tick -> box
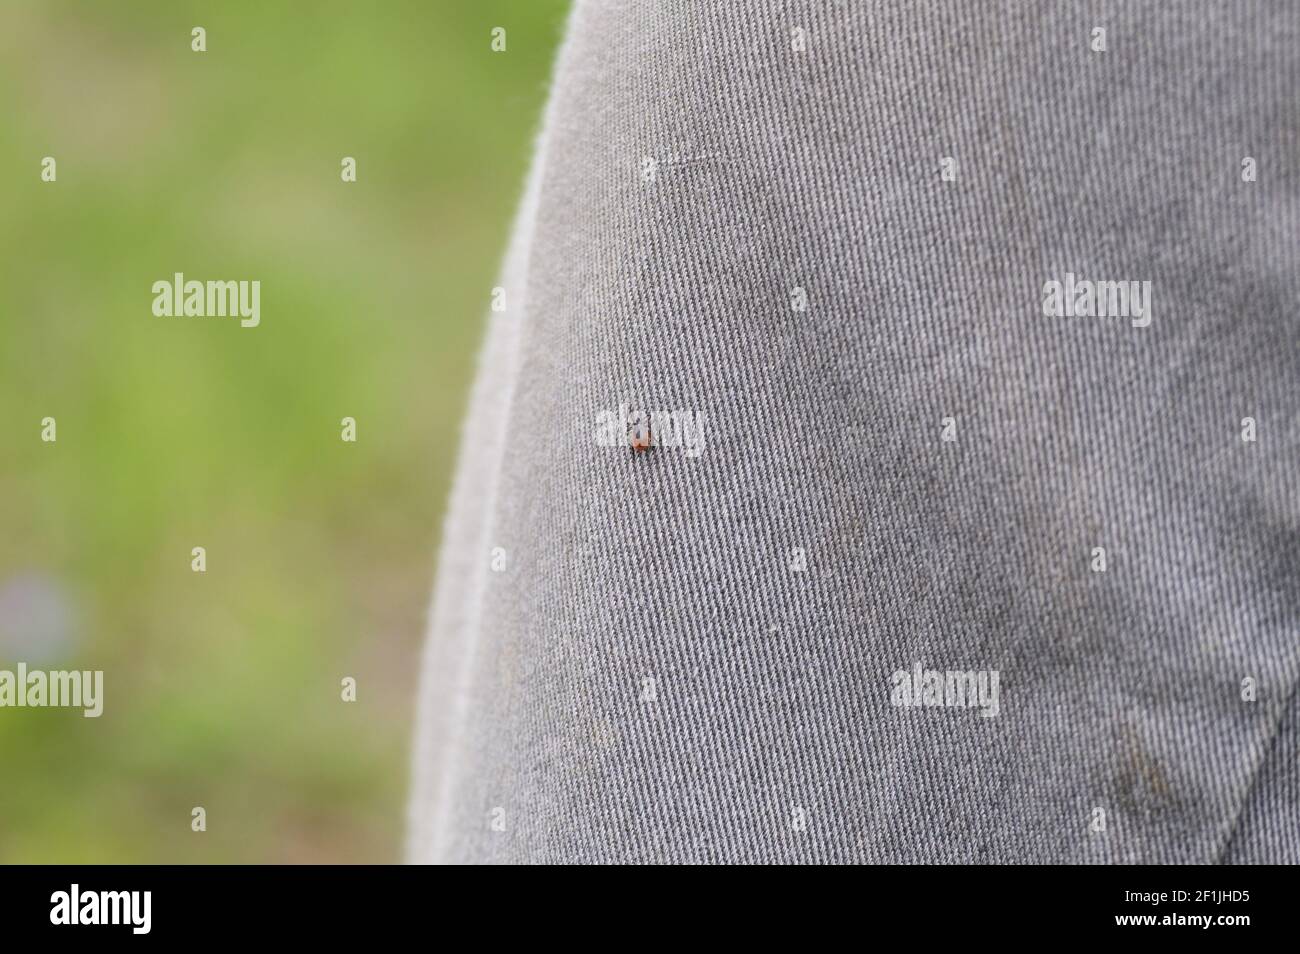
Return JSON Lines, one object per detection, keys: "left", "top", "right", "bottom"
{"left": 630, "top": 419, "right": 652, "bottom": 454}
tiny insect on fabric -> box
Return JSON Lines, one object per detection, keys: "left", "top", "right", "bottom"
{"left": 408, "top": 0, "right": 1300, "bottom": 864}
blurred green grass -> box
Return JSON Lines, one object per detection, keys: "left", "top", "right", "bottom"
{"left": 0, "top": 0, "right": 569, "bottom": 862}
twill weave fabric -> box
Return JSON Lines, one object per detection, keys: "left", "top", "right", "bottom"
{"left": 408, "top": 0, "right": 1300, "bottom": 864}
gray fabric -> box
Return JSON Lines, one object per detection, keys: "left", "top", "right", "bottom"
{"left": 408, "top": 0, "right": 1300, "bottom": 864}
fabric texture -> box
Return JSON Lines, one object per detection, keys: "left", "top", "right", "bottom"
{"left": 408, "top": 0, "right": 1300, "bottom": 864}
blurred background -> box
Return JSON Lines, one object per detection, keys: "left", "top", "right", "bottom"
{"left": 0, "top": 0, "right": 569, "bottom": 862}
